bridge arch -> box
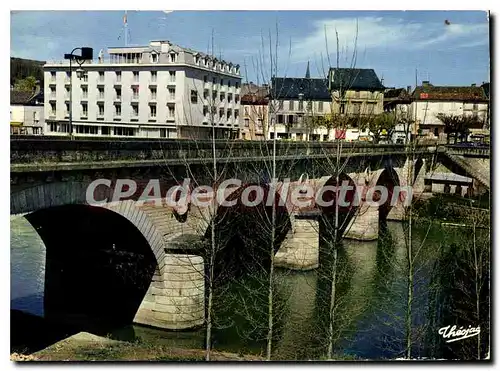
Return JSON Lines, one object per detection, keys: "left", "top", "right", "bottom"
{"left": 11, "top": 182, "right": 166, "bottom": 265}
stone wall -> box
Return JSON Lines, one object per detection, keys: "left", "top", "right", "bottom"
{"left": 134, "top": 254, "right": 205, "bottom": 330}
{"left": 275, "top": 218, "right": 319, "bottom": 270}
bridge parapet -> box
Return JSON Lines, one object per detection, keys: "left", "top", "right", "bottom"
{"left": 442, "top": 145, "right": 490, "bottom": 158}
{"left": 11, "top": 137, "right": 437, "bottom": 172}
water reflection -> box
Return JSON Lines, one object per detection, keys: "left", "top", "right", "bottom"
{"left": 11, "top": 216, "right": 45, "bottom": 317}
{"left": 10, "top": 215, "right": 489, "bottom": 360}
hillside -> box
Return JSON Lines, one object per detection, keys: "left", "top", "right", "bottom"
{"left": 11, "top": 57, "right": 45, "bottom": 86}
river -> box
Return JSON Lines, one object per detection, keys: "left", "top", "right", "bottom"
{"left": 10, "top": 215, "right": 488, "bottom": 360}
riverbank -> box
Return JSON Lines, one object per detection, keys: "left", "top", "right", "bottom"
{"left": 12, "top": 332, "right": 265, "bottom": 361}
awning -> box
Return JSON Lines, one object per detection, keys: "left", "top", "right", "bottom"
{"left": 10, "top": 121, "right": 23, "bottom": 127}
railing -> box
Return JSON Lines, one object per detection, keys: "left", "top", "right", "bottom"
{"left": 444, "top": 145, "right": 490, "bottom": 158}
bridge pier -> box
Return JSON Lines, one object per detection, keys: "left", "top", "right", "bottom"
{"left": 344, "top": 203, "right": 379, "bottom": 241}
{"left": 134, "top": 253, "right": 205, "bottom": 330}
{"left": 274, "top": 218, "right": 319, "bottom": 270}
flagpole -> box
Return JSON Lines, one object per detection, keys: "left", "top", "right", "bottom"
{"left": 124, "top": 11, "right": 128, "bottom": 47}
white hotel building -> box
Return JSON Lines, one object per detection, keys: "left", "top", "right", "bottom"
{"left": 43, "top": 40, "right": 242, "bottom": 139}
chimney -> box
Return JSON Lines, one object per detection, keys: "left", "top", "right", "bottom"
{"left": 422, "top": 80, "right": 430, "bottom": 87}
{"left": 471, "top": 83, "right": 476, "bottom": 87}
{"left": 407, "top": 85, "right": 412, "bottom": 93}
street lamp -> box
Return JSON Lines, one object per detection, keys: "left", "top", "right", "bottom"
{"left": 64, "top": 47, "right": 93, "bottom": 137}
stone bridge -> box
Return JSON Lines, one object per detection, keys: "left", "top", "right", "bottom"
{"left": 10, "top": 137, "right": 489, "bottom": 331}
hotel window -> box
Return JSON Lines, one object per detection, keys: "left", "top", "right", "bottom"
{"left": 65, "top": 86, "right": 70, "bottom": 98}
{"left": 116, "top": 71, "right": 121, "bottom": 82}
{"left": 98, "top": 103, "right": 104, "bottom": 116}
{"left": 203, "top": 106, "right": 209, "bottom": 116}
{"left": 115, "top": 104, "right": 121, "bottom": 116}
{"left": 132, "top": 86, "right": 139, "bottom": 99}
{"left": 220, "top": 78, "right": 224, "bottom": 86}
{"left": 168, "top": 105, "right": 175, "bottom": 118}
{"left": 82, "top": 72, "right": 88, "bottom": 82}
{"left": 235, "top": 82, "right": 240, "bottom": 89}
{"left": 234, "top": 109, "right": 239, "bottom": 119}
{"left": 318, "top": 101, "right": 324, "bottom": 112}
{"left": 98, "top": 71, "right": 104, "bottom": 82}
{"left": 244, "top": 107, "right": 249, "bottom": 115}
{"left": 228, "top": 93, "right": 233, "bottom": 103}
{"left": 114, "top": 127, "right": 135, "bottom": 136}
{"left": 150, "top": 105, "right": 157, "bottom": 117}
{"left": 102, "top": 126, "right": 110, "bottom": 135}
{"left": 151, "top": 53, "right": 158, "bottom": 63}
{"left": 278, "top": 100, "right": 284, "bottom": 110}
{"left": 219, "top": 108, "right": 224, "bottom": 118}
{"left": 213, "top": 77, "right": 217, "bottom": 85}
{"left": 204, "top": 75, "right": 208, "bottom": 83}
{"left": 151, "top": 71, "right": 157, "bottom": 82}
{"left": 212, "top": 90, "right": 217, "bottom": 100}
{"left": 50, "top": 71, "right": 56, "bottom": 81}
{"left": 81, "top": 86, "right": 88, "bottom": 98}
{"left": 220, "top": 92, "right": 225, "bottom": 101}
{"left": 235, "top": 94, "right": 240, "bottom": 103}
{"left": 81, "top": 103, "right": 88, "bottom": 116}
{"left": 194, "top": 55, "right": 200, "bottom": 65}
{"left": 65, "top": 103, "right": 70, "bottom": 115}
{"left": 191, "top": 90, "right": 198, "bottom": 103}
{"left": 244, "top": 118, "right": 249, "bottom": 127}
{"left": 169, "top": 87, "right": 176, "bottom": 100}
{"left": 115, "top": 87, "right": 121, "bottom": 100}
{"left": 277, "top": 114, "right": 284, "bottom": 124}
{"left": 49, "top": 103, "right": 56, "bottom": 115}
{"left": 298, "top": 101, "right": 304, "bottom": 110}
{"left": 203, "top": 89, "right": 209, "bottom": 99}
{"left": 227, "top": 109, "right": 232, "bottom": 120}
{"left": 289, "top": 100, "right": 294, "bottom": 110}
{"left": 170, "top": 53, "right": 177, "bottom": 63}
{"left": 132, "top": 104, "right": 139, "bottom": 117}
{"left": 50, "top": 86, "right": 56, "bottom": 98}
{"left": 169, "top": 71, "right": 176, "bottom": 82}
{"left": 160, "top": 128, "right": 167, "bottom": 138}
{"left": 228, "top": 80, "right": 231, "bottom": 88}
{"left": 150, "top": 87, "right": 157, "bottom": 100}
{"left": 98, "top": 87, "right": 105, "bottom": 99}
{"left": 133, "top": 71, "right": 139, "bottom": 82}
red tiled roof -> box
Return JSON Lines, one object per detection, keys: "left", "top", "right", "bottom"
{"left": 413, "top": 85, "right": 487, "bottom": 102}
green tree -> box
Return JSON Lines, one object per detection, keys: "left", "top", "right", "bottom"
{"left": 436, "top": 113, "right": 483, "bottom": 144}
{"left": 360, "top": 112, "right": 397, "bottom": 144}
{"left": 14, "top": 76, "right": 37, "bottom": 92}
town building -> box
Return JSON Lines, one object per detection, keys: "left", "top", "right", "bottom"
{"left": 43, "top": 40, "right": 242, "bottom": 139}
{"left": 10, "top": 84, "right": 44, "bottom": 135}
{"left": 410, "top": 81, "right": 489, "bottom": 140}
{"left": 328, "top": 68, "right": 385, "bottom": 116}
{"left": 269, "top": 64, "right": 333, "bottom": 141}
{"left": 240, "top": 83, "right": 269, "bottom": 140}
{"left": 383, "top": 87, "right": 413, "bottom": 143}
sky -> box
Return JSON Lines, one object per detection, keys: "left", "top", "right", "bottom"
{"left": 10, "top": 10, "right": 490, "bottom": 88}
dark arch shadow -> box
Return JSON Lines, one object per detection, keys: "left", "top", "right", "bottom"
{"left": 206, "top": 183, "right": 292, "bottom": 282}
{"left": 413, "top": 158, "right": 424, "bottom": 185}
{"left": 24, "top": 204, "right": 157, "bottom": 334}
{"left": 376, "top": 167, "right": 400, "bottom": 221}
{"left": 318, "top": 172, "right": 358, "bottom": 243}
